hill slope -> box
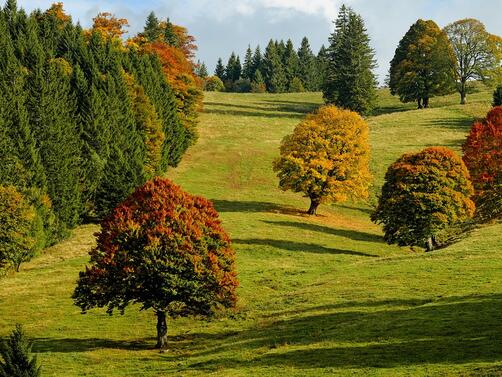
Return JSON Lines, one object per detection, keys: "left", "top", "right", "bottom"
{"left": 0, "top": 89, "right": 501, "bottom": 376}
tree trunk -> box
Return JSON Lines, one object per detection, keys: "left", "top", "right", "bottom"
{"left": 423, "top": 97, "right": 429, "bottom": 108}
{"left": 307, "top": 197, "right": 320, "bottom": 215}
{"left": 155, "top": 310, "right": 168, "bottom": 352}
{"left": 417, "top": 98, "right": 423, "bottom": 109}
{"left": 425, "top": 237, "right": 434, "bottom": 252}
{"left": 460, "top": 80, "right": 466, "bottom": 104}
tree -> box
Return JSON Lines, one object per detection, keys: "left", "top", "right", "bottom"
{"left": 494, "top": 86, "right": 502, "bottom": 106}
{"left": 242, "top": 45, "right": 253, "bottom": 80}
{"left": 204, "top": 76, "right": 224, "bottom": 92}
{"left": 284, "top": 39, "right": 299, "bottom": 90}
{"left": 91, "top": 12, "right": 129, "bottom": 41}
{"left": 273, "top": 105, "right": 372, "bottom": 215}
{"left": 0, "top": 186, "right": 36, "bottom": 272}
{"left": 195, "top": 60, "right": 208, "bottom": 78}
{"left": 214, "top": 57, "right": 225, "bottom": 80}
{"left": 262, "top": 39, "right": 287, "bottom": 93}
{"left": 251, "top": 69, "right": 266, "bottom": 93}
{"left": 143, "top": 11, "right": 162, "bottom": 42}
{"left": 73, "top": 178, "right": 239, "bottom": 351}
{"left": 444, "top": 19, "right": 500, "bottom": 104}
{"left": 316, "top": 45, "right": 329, "bottom": 91}
{"left": 324, "top": 5, "right": 377, "bottom": 114}
{"left": 289, "top": 77, "right": 304, "bottom": 92}
{"left": 297, "top": 37, "right": 316, "bottom": 91}
{"left": 372, "top": 147, "right": 475, "bottom": 251}
{"left": 0, "top": 324, "right": 41, "bottom": 377}
{"left": 251, "top": 45, "right": 262, "bottom": 78}
{"left": 462, "top": 107, "right": 502, "bottom": 220}
{"left": 389, "top": 19, "right": 456, "bottom": 108}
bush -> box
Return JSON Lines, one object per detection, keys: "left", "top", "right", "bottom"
{"left": 493, "top": 86, "right": 502, "bottom": 107}
{"left": 0, "top": 324, "right": 41, "bottom": 377}
{"left": 233, "top": 79, "right": 252, "bottom": 93}
{"left": 372, "top": 147, "right": 475, "bottom": 251}
{"left": 204, "top": 76, "right": 224, "bottom": 92}
{"left": 251, "top": 81, "right": 267, "bottom": 93}
{"left": 289, "top": 77, "right": 305, "bottom": 93}
{"left": 0, "top": 186, "right": 37, "bottom": 272}
{"left": 273, "top": 105, "right": 372, "bottom": 215}
{"left": 73, "top": 178, "right": 239, "bottom": 351}
{"left": 462, "top": 106, "right": 502, "bottom": 220}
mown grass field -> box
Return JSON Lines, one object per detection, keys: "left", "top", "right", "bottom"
{"left": 1, "top": 87, "right": 501, "bottom": 376}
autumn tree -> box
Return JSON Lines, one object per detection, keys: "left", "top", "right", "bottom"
{"left": 73, "top": 178, "right": 239, "bottom": 351}
{"left": 462, "top": 107, "right": 502, "bottom": 220}
{"left": 91, "top": 12, "right": 129, "bottom": 41}
{"left": 273, "top": 105, "right": 372, "bottom": 215}
{"left": 372, "top": 147, "right": 475, "bottom": 251}
{"left": 324, "top": 5, "right": 377, "bottom": 114}
{"left": 0, "top": 325, "right": 41, "bottom": 377}
{"left": 444, "top": 19, "right": 501, "bottom": 104}
{"left": 389, "top": 19, "right": 456, "bottom": 108}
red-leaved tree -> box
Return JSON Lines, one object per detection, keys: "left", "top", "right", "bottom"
{"left": 463, "top": 106, "right": 502, "bottom": 220}
{"left": 73, "top": 178, "right": 238, "bottom": 351}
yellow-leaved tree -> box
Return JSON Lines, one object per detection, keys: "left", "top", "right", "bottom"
{"left": 273, "top": 105, "right": 372, "bottom": 215}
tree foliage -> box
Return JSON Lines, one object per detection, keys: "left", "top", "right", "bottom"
{"left": 389, "top": 19, "right": 456, "bottom": 108}
{"left": 0, "top": 324, "right": 41, "bottom": 377}
{"left": 73, "top": 178, "right": 239, "bottom": 351}
{"left": 273, "top": 105, "right": 372, "bottom": 215}
{"left": 462, "top": 107, "right": 502, "bottom": 220}
{"left": 444, "top": 18, "right": 501, "bottom": 104}
{"left": 204, "top": 76, "right": 224, "bottom": 92}
{"left": 493, "top": 86, "right": 502, "bottom": 107}
{"left": 372, "top": 147, "right": 475, "bottom": 251}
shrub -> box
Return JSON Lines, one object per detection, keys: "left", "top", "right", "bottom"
{"left": 0, "top": 324, "right": 41, "bottom": 377}
{"left": 289, "top": 77, "right": 305, "bottom": 93}
{"left": 233, "top": 78, "right": 252, "bottom": 93}
{"left": 73, "top": 178, "right": 238, "bottom": 351}
{"left": 462, "top": 106, "right": 502, "bottom": 220}
{"left": 204, "top": 76, "right": 224, "bottom": 92}
{"left": 0, "top": 186, "right": 37, "bottom": 272}
{"left": 273, "top": 105, "right": 372, "bottom": 215}
{"left": 372, "top": 147, "right": 475, "bottom": 251}
{"left": 251, "top": 81, "right": 267, "bottom": 93}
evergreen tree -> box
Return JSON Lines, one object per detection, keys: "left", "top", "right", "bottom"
{"left": 143, "top": 11, "right": 162, "bottom": 42}
{"left": 195, "top": 60, "right": 208, "bottom": 78}
{"left": 315, "top": 45, "right": 329, "bottom": 91}
{"left": 263, "top": 39, "right": 287, "bottom": 93}
{"left": 163, "top": 18, "right": 177, "bottom": 46}
{"left": 284, "top": 39, "right": 299, "bottom": 90}
{"left": 297, "top": 37, "right": 316, "bottom": 91}
{"left": 242, "top": 45, "right": 253, "bottom": 79}
{"left": 215, "top": 57, "right": 225, "bottom": 80}
{"left": 324, "top": 5, "right": 377, "bottom": 114}
{"left": 251, "top": 45, "right": 262, "bottom": 79}
{"left": 0, "top": 324, "right": 41, "bottom": 377}
{"left": 251, "top": 69, "right": 266, "bottom": 93}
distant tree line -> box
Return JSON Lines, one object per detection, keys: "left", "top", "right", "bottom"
{"left": 0, "top": 0, "right": 201, "bottom": 272}
{"left": 210, "top": 37, "right": 328, "bottom": 93}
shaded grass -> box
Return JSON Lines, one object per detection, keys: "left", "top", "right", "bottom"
{"left": 0, "top": 87, "right": 501, "bottom": 376}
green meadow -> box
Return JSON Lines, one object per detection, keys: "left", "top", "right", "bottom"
{"left": 1, "top": 88, "right": 501, "bottom": 376}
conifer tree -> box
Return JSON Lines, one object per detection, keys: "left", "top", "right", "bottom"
{"left": 242, "top": 45, "right": 254, "bottom": 79}
{"left": 0, "top": 324, "right": 41, "bottom": 377}
{"left": 316, "top": 45, "right": 329, "bottom": 91}
{"left": 324, "top": 5, "right": 377, "bottom": 114}
{"left": 195, "top": 60, "right": 208, "bottom": 78}
{"left": 252, "top": 45, "right": 262, "bottom": 79}
{"left": 284, "top": 39, "right": 299, "bottom": 90}
{"left": 163, "top": 18, "right": 177, "bottom": 46}
{"left": 297, "top": 37, "right": 316, "bottom": 91}
{"left": 215, "top": 57, "right": 225, "bottom": 80}
{"left": 143, "top": 11, "right": 162, "bottom": 42}
{"left": 251, "top": 69, "right": 266, "bottom": 93}
{"left": 263, "top": 39, "right": 287, "bottom": 93}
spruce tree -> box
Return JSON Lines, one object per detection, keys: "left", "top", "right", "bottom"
{"left": 215, "top": 57, "right": 225, "bottom": 80}
{"left": 0, "top": 325, "right": 41, "bottom": 377}
{"left": 252, "top": 45, "right": 262, "bottom": 79}
{"left": 316, "top": 45, "right": 329, "bottom": 91}
{"left": 143, "top": 11, "right": 162, "bottom": 42}
{"left": 297, "top": 37, "right": 316, "bottom": 91}
{"left": 163, "top": 18, "right": 177, "bottom": 46}
{"left": 324, "top": 5, "right": 377, "bottom": 114}
{"left": 284, "top": 39, "right": 299, "bottom": 90}
{"left": 242, "top": 45, "right": 253, "bottom": 79}
{"left": 263, "top": 39, "right": 287, "bottom": 93}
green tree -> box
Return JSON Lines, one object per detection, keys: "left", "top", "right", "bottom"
{"left": 284, "top": 39, "right": 299, "bottom": 90}
{"left": 444, "top": 19, "right": 500, "bottom": 104}
{"left": 273, "top": 105, "right": 372, "bottom": 215}
{"left": 263, "top": 39, "right": 287, "bottom": 93}
{"left": 163, "top": 18, "right": 177, "bottom": 46}
{"left": 372, "top": 147, "right": 475, "bottom": 251}
{"left": 316, "top": 45, "right": 329, "bottom": 91}
{"left": 143, "top": 11, "right": 162, "bottom": 42}
{"left": 297, "top": 37, "right": 316, "bottom": 91}
{"left": 242, "top": 45, "right": 254, "bottom": 79}
{"left": 251, "top": 45, "right": 262, "bottom": 78}
{"left": 0, "top": 325, "right": 41, "bottom": 377}
{"left": 214, "top": 57, "right": 225, "bottom": 80}
{"left": 73, "top": 178, "right": 239, "bottom": 351}
{"left": 251, "top": 69, "right": 266, "bottom": 93}
{"left": 195, "top": 60, "right": 208, "bottom": 78}
{"left": 204, "top": 76, "right": 224, "bottom": 91}
{"left": 324, "top": 5, "right": 377, "bottom": 114}
{"left": 390, "top": 19, "right": 456, "bottom": 108}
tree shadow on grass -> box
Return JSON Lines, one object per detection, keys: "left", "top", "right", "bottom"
{"left": 259, "top": 101, "right": 320, "bottom": 114}
{"left": 233, "top": 238, "right": 377, "bottom": 257}
{"left": 211, "top": 199, "right": 305, "bottom": 216}
{"left": 187, "top": 294, "right": 502, "bottom": 371}
{"left": 370, "top": 105, "right": 415, "bottom": 117}
{"left": 32, "top": 337, "right": 155, "bottom": 353}
{"left": 203, "top": 108, "right": 305, "bottom": 119}
{"left": 262, "top": 220, "right": 383, "bottom": 244}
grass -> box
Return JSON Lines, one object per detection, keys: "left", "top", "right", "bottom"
{"left": 1, "top": 87, "right": 501, "bottom": 376}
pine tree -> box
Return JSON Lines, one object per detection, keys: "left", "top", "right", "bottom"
{"left": 251, "top": 69, "right": 266, "bottom": 93}
{"left": 324, "top": 5, "right": 377, "bottom": 114}
{"left": 0, "top": 324, "right": 41, "bottom": 377}
{"left": 143, "top": 11, "right": 162, "bottom": 42}
{"left": 195, "top": 60, "right": 208, "bottom": 78}
{"left": 163, "top": 18, "right": 177, "bottom": 46}
{"left": 242, "top": 45, "right": 253, "bottom": 79}
{"left": 316, "top": 45, "right": 329, "bottom": 91}
{"left": 215, "top": 57, "right": 225, "bottom": 80}
{"left": 251, "top": 45, "right": 262, "bottom": 79}
{"left": 263, "top": 39, "right": 287, "bottom": 93}
{"left": 297, "top": 37, "right": 316, "bottom": 91}
{"left": 284, "top": 39, "right": 299, "bottom": 90}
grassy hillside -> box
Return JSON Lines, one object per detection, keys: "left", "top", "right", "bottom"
{"left": 1, "top": 88, "right": 501, "bottom": 376}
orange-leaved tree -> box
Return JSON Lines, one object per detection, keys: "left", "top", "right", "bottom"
{"left": 462, "top": 106, "right": 502, "bottom": 220}
{"left": 372, "top": 147, "right": 475, "bottom": 251}
{"left": 73, "top": 178, "right": 238, "bottom": 351}
{"left": 273, "top": 105, "right": 372, "bottom": 215}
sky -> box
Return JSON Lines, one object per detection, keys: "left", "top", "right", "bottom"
{"left": 16, "top": 0, "right": 502, "bottom": 83}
